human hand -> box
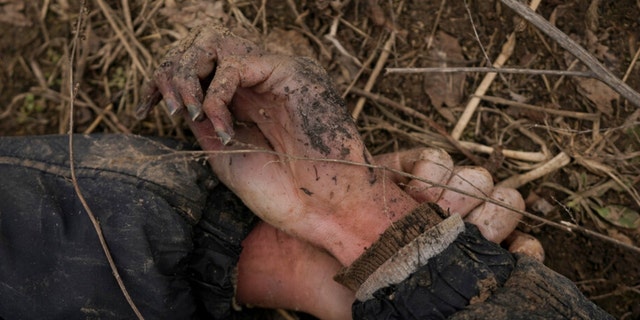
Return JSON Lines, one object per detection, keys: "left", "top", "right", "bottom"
{"left": 234, "top": 148, "right": 543, "bottom": 319}
{"left": 374, "top": 147, "right": 544, "bottom": 260}
{"left": 137, "top": 24, "right": 418, "bottom": 266}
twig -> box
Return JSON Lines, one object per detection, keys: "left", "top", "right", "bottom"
{"left": 498, "top": 152, "right": 571, "bottom": 189}
{"left": 285, "top": 0, "right": 331, "bottom": 59}
{"left": 385, "top": 66, "right": 594, "bottom": 78}
{"left": 622, "top": 45, "right": 640, "bottom": 83}
{"left": 351, "top": 32, "right": 396, "bottom": 119}
{"left": 451, "top": 0, "right": 542, "bottom": 140}
{"left": 463, "top": 0, "right": 493, "bottom": 66}
{"left": 155, "top": 146, "right": 640, "bottom": 255}
{"left": 360, "top": 87, "right": 551, "bottom": 163}
{"left": 325, "top": 16, "right": 363, "bottom": 67}
{"left": 426, "top": 0, "right": 447, "bottom": 49}
{"left": 476, "top": 95, "right": 601, "bottom": 121}
{"left": 350, "top": 87, "right": 485, "bottom": 165}
{"left": 459, "top": 140, "right": 547, "bottom": 162}
{"left": 276, "top": 309, "right": 297, "bottom": 320}
{"left": 67, "top": 2, "right": 144, "bottom": 319}
{"left": 451, "top": 33, "right": 516, "bottom": 140}
{"left": 96, "top": 0, "right": 150, "bottom": 79}
{"left": 499, "top": 0, "right": 640, "bottom": 108}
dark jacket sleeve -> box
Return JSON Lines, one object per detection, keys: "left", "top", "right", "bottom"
{"left": 351, "top": 217, "right": 614, "bottom": 319}
{"left": 0, "top": 134, "right": 256, "bottom": 320}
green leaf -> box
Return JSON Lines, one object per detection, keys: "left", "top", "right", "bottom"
{"left": 595, "top": 205, "right": 640, "bottom": 229}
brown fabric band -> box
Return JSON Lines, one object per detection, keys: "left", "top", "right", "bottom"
{"left": 334, "top": 202, "right": 448, "bottom": 291}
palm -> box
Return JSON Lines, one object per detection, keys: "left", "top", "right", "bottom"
{"left": 141, "top": 25, "right": 417, "bottom": 265}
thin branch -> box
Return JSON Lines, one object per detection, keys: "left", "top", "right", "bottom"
{"left": 451, "top": 0, "right": 542, "bottom": 140}
{"left": 349, "top": 87, "right": 485, "bottom": 166}
{"left": 351, "top": 32, "right": 396, "bottom": 119}
{"left": 96, "top": 0, "right": 150, "bottom": 80}
{"left": 500, "top": 0, "right": 640, "bottom": 108}
{"left": 67, "top": 2, "right": 144, "bottom": 319}
{"left": 498, "top": 152, "right": 571, "bottom": 189}
{"left": 476, "top": 95, "right": 601, "bottom": 121}
{"left": 150, "top": 146, "right": 640, "bottom": 256}
{"left": 385, "top": 66, "right": 595, "bottom": 78}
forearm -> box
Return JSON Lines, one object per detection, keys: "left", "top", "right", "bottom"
{"left": 236, "top": 222, "right": 355, "bottom": 320}
{"left": 345, "top": 203, "right": 613, "bottom": 319}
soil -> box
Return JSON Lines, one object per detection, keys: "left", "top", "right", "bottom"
{"left": 1, "top": 0, "right": 639, "bottom": 318}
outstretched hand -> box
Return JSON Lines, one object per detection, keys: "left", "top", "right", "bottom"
{"left": 137, "top": 24, "right": 417, "bottom": 266}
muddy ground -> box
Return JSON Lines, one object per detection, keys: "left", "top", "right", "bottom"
{"left": 1, "top": 0, "right": 639, "bottom": 318}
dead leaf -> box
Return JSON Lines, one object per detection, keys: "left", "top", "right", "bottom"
{"left": 585, "top": 30, "right": 618, "bottom": 65}
{"left": 575, "top": 78, "right": 617, "bottom": 115}
{"left": 423, "top": 31, "right": 466, "bottom": 122}
{"left": 0, "top": 0, "right": 32, "bottom": 27}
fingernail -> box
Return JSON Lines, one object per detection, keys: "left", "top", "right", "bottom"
{"left": 216, "top": 130, "right": 231, "bottom": 145}
{"left": 166, "top": 99, "right": 181, "bottom": 116}
{"left": 135, "top": 102, "right": 150, "bottom": 120}
{"left": 186, "top": 104, "right": 204, "bottom": 121}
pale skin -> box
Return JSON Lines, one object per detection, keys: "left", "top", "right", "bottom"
{"left": 138, "top": 24, "right": 544, "bottom": 320}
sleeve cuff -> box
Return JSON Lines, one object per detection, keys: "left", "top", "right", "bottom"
{"left": 334, "top": 202, "right": 464, "bottom": 300}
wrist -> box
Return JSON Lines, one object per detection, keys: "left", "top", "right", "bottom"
{"left": 351, "top": 223, "right": 518, "bottom": 319}
{"left": 307, "top": 183, "right": 421, "bottom": 267}
{"left": 333, "top": 202, "right": 453, "bottom": 293}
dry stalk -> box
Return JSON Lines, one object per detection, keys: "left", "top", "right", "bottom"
{"left": 498, "top": 152, "right": 571, "bottom": 189}
{"left": 451, "top": 0, "right": 541, "bottom": 140}
{"left": 341, "top": 46, "right": 379, "bottom": 99}
{"left": 500, "top": 0, "right": 640, "bottom": 108}
{"left": 351, "top": 31, "right": 396, "bottom": 119}
{"left": 96, "top": 0, "right": 150, "bottom": 79}
{"left": 276, "top": 309, "right": 297, "bottom": 320}
{"left": 477, "top": 95, "right": 601, "bottom": 121}
{"left": 386, "top": 66, "right": 594, "bottom": 78}
{"left": 477, "top": 106, "right": 551, "bottom": 159}
{"left": 622, "top": 45, "right": 640, "bottom": 83}
{"left": 371, "top": 102, "right": 547, "bottom": 162}
{"left": 325, "top": 16, "right": 363, "bottom": 67}
{"left": 67, "top": 2, "right": 144, "bottom": 319}
{"left": 426, "top": 0, "right": 448, "bottom": 49}
{"left": 351, "top": 87, "right": 493, "bottom": 165}
{"left": 458, "top": 141, "right": 547, "bottom": 163}
{"left": 452, "top": 33, "right": 513, "bottom": 139}
{"left": 285, "top": 0, "right": 331, "bottom": 59}
{"left": 574, "top": 156, "right": 640, "bottom": 207}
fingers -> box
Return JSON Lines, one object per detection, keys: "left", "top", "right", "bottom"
{"left": 504, "top": 230, "right": 545, "bottom": 262}
{"left": 376, "top": 148, "right": 495, "bottom": 216}
{"left": 404, "top": 148, "right": 454, "bottom": 202}
{"left": 379, "top": 147, "right": 532, "bottom": 246}
{"left": 200, "top": 55, "right": 282, "bottom": 144}
{"left": 374, "top": 148, "right": 454, "bottom": 202}
{"left": 136, "top": 24, "right": 264, "bottom": 141}
{"left": 464, "top": 187, "right": 524, "bottom": 243}
{"left": 136, "top": 46, "right": 197, "bottom": 118}
{"left": 436, "top": 166, "right": 494, "bottom": 217}
{"left": 184, "top": 114, "right": 225, "bottom": 151}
